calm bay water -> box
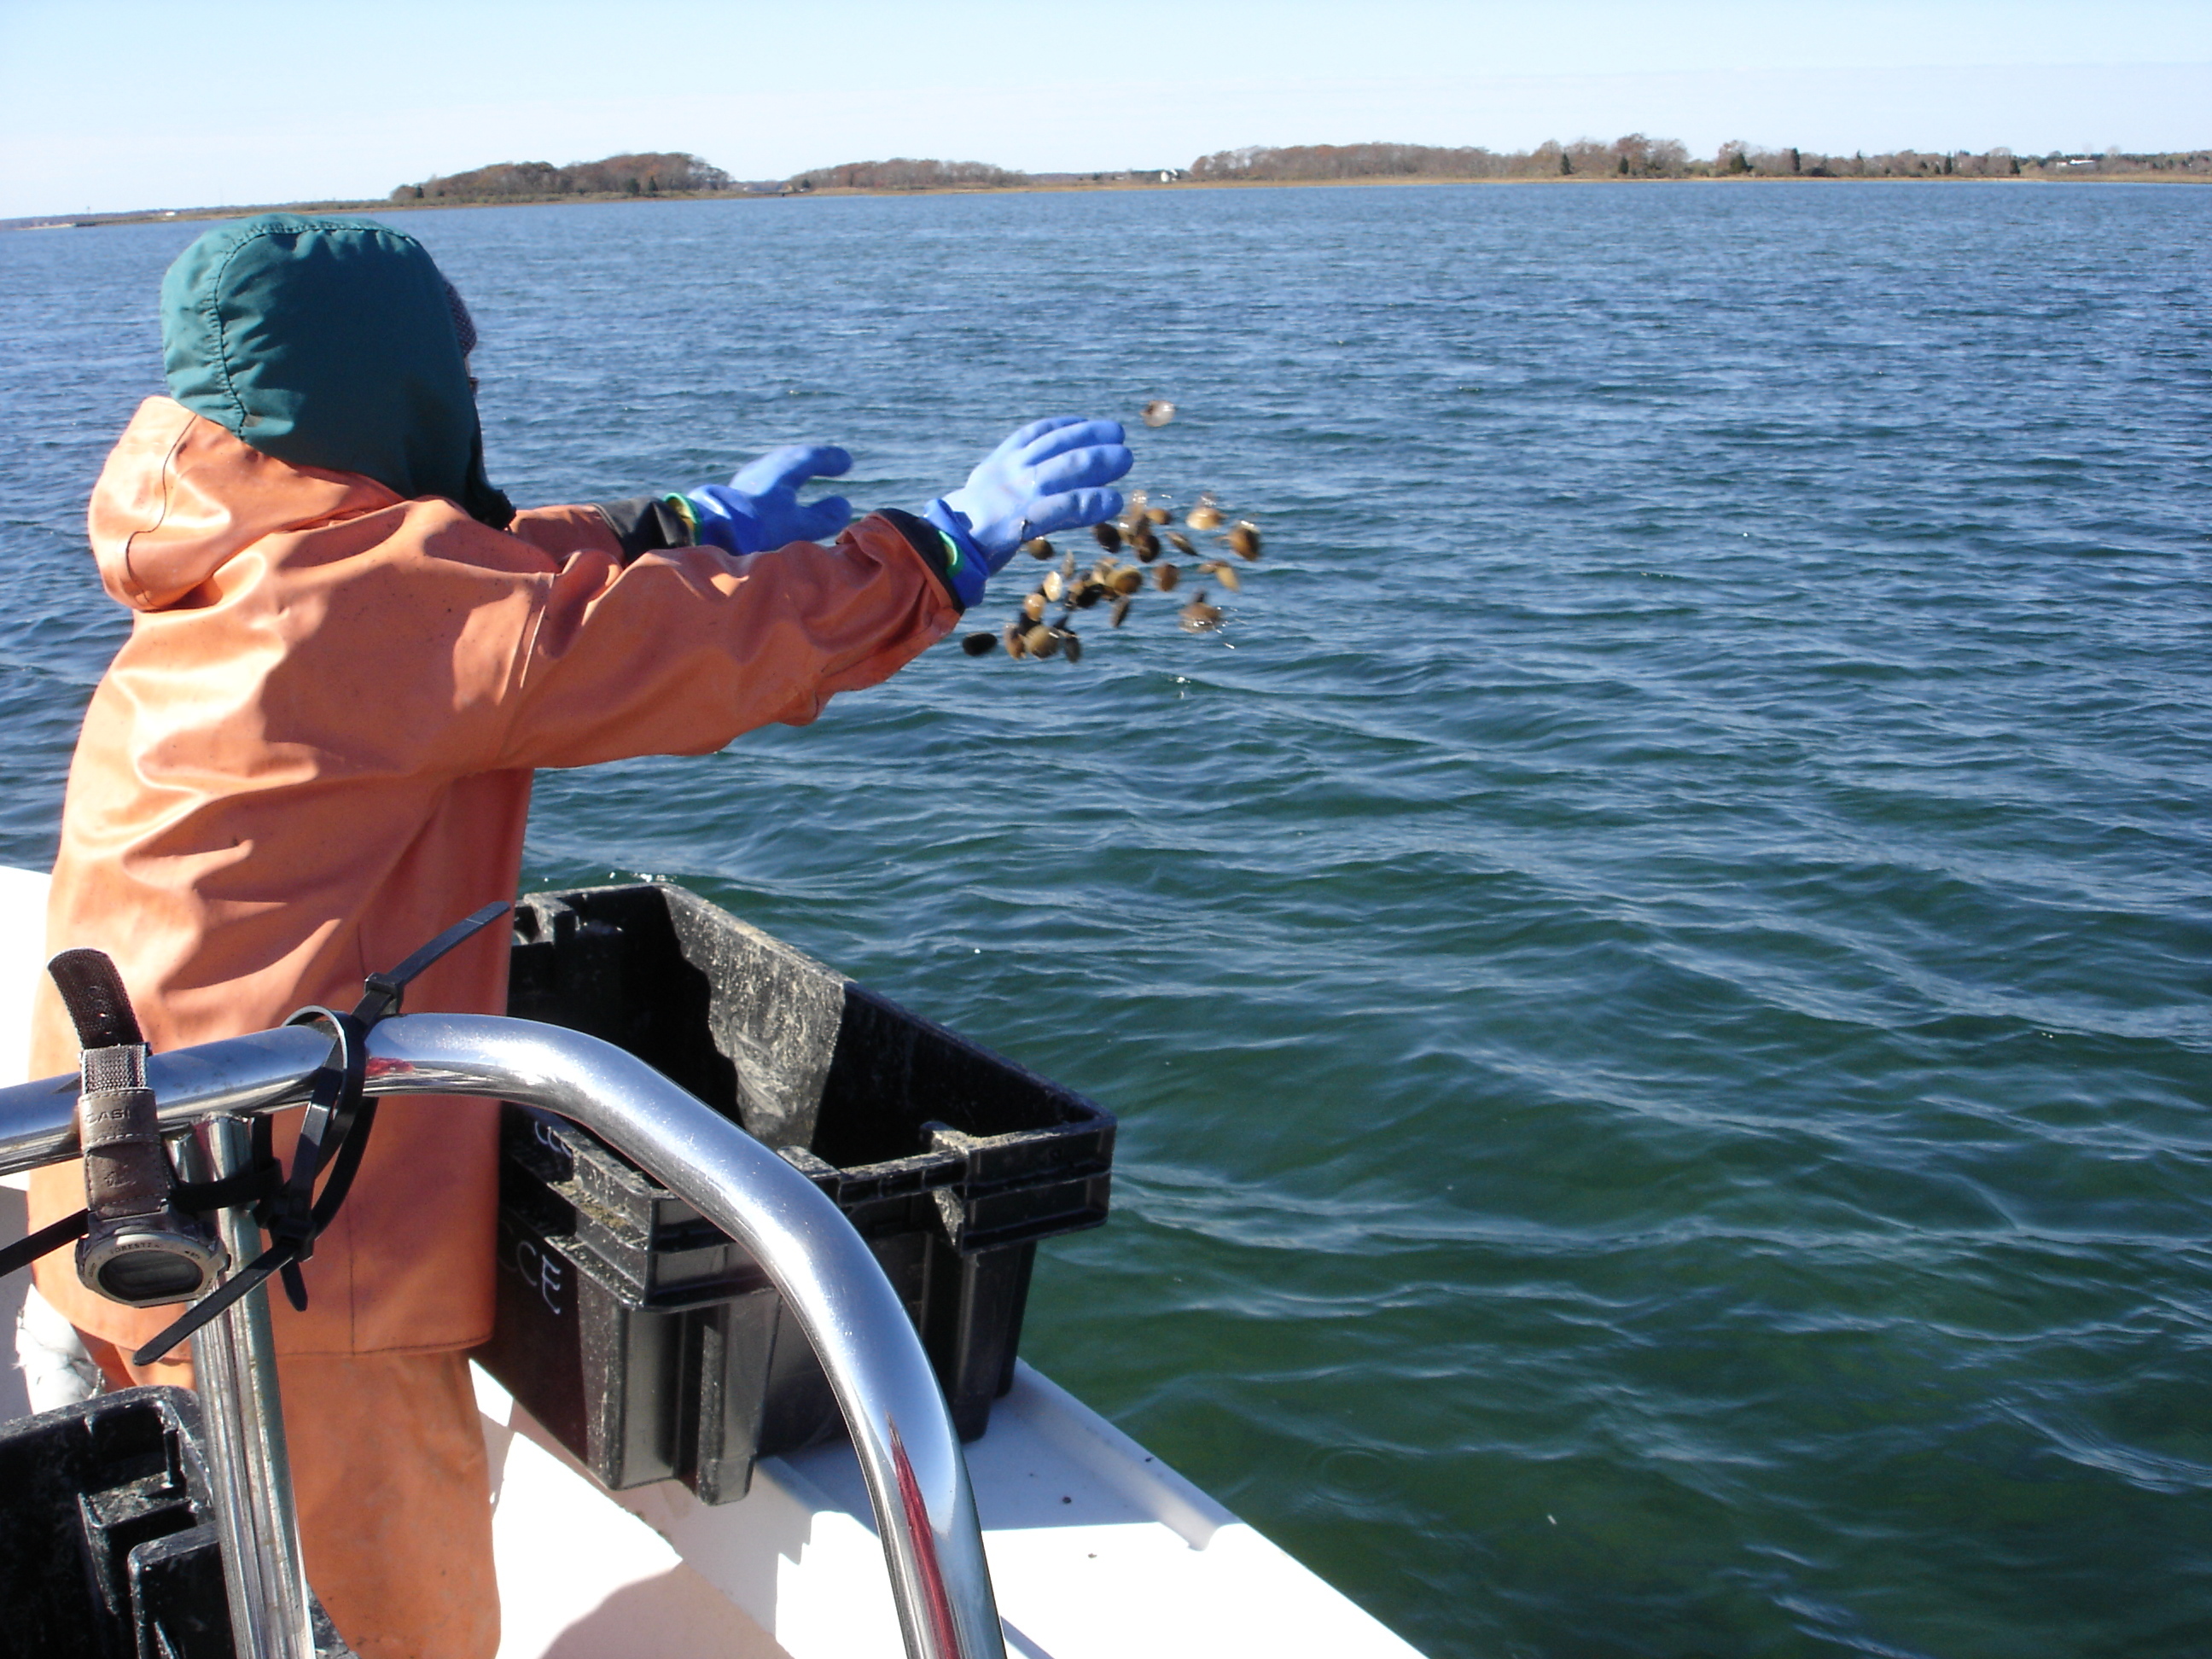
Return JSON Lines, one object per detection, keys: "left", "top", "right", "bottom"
{"left": 4, "top": 182, "right": 2209, "bottom": 1657}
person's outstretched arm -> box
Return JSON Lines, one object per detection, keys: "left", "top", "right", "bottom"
{"left": 491, "top": 419, "right": 1132, "bottom": 769}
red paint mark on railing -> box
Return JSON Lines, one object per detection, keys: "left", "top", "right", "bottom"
{"left": 888, "top": 1421, "right": 963, "bottom": 1657}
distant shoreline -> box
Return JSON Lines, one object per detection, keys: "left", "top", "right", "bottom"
{"left": 9, "top": 168, "right": 2207, "bottom": 232}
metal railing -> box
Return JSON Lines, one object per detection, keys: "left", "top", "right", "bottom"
{"left": 178, "top": 1115, "right": 318, "bottom": 1659}
{"left": 0, "top": 1015, "right": 1006, "bottom": 1659}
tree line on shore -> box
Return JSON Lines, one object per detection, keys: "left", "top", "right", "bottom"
{"left": 1188, "top": 138, "right": 2212, "bottom": 181}
{"left": 391, "top": 153, "right": 733, "bottom": 201}
{"left": 387, "top": 142, "right": 2212, "bottom": 206}
{"left": 783, "top": 159, "right": 1025, "bottom": 191}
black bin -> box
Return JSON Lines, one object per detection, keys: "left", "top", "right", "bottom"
{"left": 479, "top": 881, "right": 1115, "bottom": 1504}
{"left": 486, "top": 1205, "right": 755, "bottom": 1492}
{"left": 0, "top": 1387, "right": 351, "bottom": 1659}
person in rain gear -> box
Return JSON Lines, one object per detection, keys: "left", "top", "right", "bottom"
{"left": 20, "top": 213, "right": 1132, "bottom": 1658}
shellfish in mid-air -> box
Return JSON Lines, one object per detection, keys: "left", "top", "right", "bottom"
{"left": 1179, "top": 592, "right": 1223, "bottom": 633}
{"left": 963, "top": 478, "right": 1265, "bottom": 665}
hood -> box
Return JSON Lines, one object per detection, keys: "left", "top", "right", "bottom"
{"left": 160, "top": 214, "right": 513, "bottom": 530}
{"left": 89, "top": 399, "right": 399, "bottom": 611}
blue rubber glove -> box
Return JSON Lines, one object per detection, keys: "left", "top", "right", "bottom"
{"left": 923, "top": 418, "right": 1133, "bottom": 607}
{"left": 688, "top": 445, "right": 854, "bottom": 555}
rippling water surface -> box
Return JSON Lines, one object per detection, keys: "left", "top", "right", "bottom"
{"left": 4, "top": 182, "right": 2209, "bottom": 1658}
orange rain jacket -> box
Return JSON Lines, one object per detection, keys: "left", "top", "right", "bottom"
{"left": 29, "top": 396, "right": 959, "bottom": 1357}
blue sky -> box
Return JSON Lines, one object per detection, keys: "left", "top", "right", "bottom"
{"left": 3, "top": 0, "right": 2209, "bottom": 215}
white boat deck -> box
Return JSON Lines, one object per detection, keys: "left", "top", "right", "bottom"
{"left": 2, "top": 865, "right": 1426, "bottom": 1656}
{"left": 480, "top": 1361, "right": 1422, "bottom": 1658}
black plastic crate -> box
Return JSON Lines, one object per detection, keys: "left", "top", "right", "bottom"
{"left": 487, "top": 881, "right": 1115, "bottom": 1502}
{"left": 494, "top": 1113, "right": 1047, "bottom": 1499}
{"left": 685, "top": 1220, "right": 1043, "bottom": 1503}
{"left": 0, "top": 1387, "right": 351, "bottom": 1659}
{"left": 499, "top": 1107, "right": 778, "bottom": 1297}
{"left": 479, "top": 1206, "right": 749, "bottom": 1492}
{"left": 502, "top": 882, "right": 1117, "bottom": 1239}
{"left": 499, "top": 1102, "right": 961, "bottom": 1295}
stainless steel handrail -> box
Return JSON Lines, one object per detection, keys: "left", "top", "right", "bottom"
{"left": 0, "top": 1015, "right": 1006, "bottom": 1659}
{"left": 179, "top": 1119, "right": 317, "bottom": 1659}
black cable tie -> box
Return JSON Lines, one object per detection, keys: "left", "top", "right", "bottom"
{"left": 306, "top": 1096, "right": 378, "bottom": 1236}
{"left": 0, "top": 1209, "right": 90, "bottom": 1280}
{"left": 354, "top": 900, "right": 509, "bottom": 1023}
{"left": 172, "top": 1162, "right": 282, "bottom": 1214}
{"left": 268, "top": 1009, "right": 361, "bottom": 1262}
{"left": 131, "top": 1238, "right": 301, "bottom": 1366}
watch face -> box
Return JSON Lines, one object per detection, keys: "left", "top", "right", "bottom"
{"left": 82, "top": 1226, "right": 226, "bottom": 1307}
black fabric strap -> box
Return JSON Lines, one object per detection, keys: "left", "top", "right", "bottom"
{"left": 592, "top": 495, "right": 696, "bottom": 565}
{"left": 878, "top": 509, "right": 966, "bottom": 614}
{"left": 48, "top": 949, "right": 147, "bottom": 1049}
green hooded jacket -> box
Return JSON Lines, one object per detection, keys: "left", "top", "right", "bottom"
{"left": 160, "top": 214, "right": 514, "bottom": 529}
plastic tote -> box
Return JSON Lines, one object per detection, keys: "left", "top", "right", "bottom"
{"left": 478, "top": 882, "right": 1115, "bottom": 1502}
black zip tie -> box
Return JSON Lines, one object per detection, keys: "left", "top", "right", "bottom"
{"left": 356, "top": 901, "right": 513, "bottom": 1023}
{"left": 172, "top": 1163, "right": 284, "bottom": 1214}
{"left": 0, "top": 1211, "right": 90, "bottom": 1280}
{"left": 129, "top": 1239, "right": 301, "bottom": 1359}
